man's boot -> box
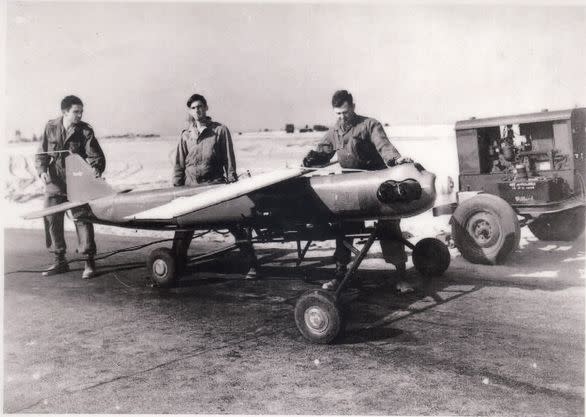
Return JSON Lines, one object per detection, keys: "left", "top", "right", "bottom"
{"left": 244, "top": 257, "right": 262, "bottom": 280}
{"left": 244, "top": 266, "right": 261, "bottom": 280}
{"left": 322, "top": 263, "right": 348, "bottom": 291}
{"left": 243, "top": 243, "right": 261, "bottom": 280}
{"left": 42, "top": 255, "right": 69, "bottom": 277}
{"left": 82, "top": 258, "right": 96, "bottom": 280}
{"left": 394, "top": 263, "right": 414, "bottom": 294}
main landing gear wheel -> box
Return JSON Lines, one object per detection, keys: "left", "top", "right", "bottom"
{"left": 146, "top": 248, "right": 178, "bottom": 288}
{"left": 412, "top": 238, "right": 451, "bottom": 277}
{"left": 295, "top": 290, "right": 344, "bottom": 344}
{"left": 528, "top": 206, "right": 586, "bottom": 241}
{"left": 451, "top": 194, "right": 520, "bottom": 265}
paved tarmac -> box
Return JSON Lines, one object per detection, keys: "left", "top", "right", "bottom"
{"left": 3, "top": 228, "right": 584, "bottom": 415}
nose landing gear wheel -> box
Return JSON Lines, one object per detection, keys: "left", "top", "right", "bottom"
{"left": 295, "top": 290, "right": 344, "bottom": 344}
{"left": 146, "top": 248, "right": 178, "bottom": 288}
{"left": 412, "top": 238, "right": 451, "bottom": 277}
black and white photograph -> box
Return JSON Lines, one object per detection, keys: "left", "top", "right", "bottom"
{"left": 2, "top": 1, "right": 585, "bottom": 415}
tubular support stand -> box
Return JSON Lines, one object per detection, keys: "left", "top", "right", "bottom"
{"left": 398, "top": 236, "right": 415, "bottom": 250}
{"left": 186, "top": 243, "right": 239, "bottom": 265}
{"left": 332, "top": 223, "right": 414, "bottom": 299}
{"left": 296, "top": 240, "right": 313, "bottom": 266}
{"left": 342, "top": 239, "right": 362, "bottom": 256}
{"left": 334, "top": 230, "right": 378, "bottom": 299}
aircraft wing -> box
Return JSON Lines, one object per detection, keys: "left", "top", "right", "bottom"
{"left": 125, "top": 167, "right": 307, "bottom": 220}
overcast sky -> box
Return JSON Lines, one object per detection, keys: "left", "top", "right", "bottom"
{"left": 5, "top": 2, "right": 586, "bottom": 138}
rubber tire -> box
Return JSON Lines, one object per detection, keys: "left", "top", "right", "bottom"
{"left": 451, "top": 194, "right": 520, "bottom": 265}
{"left": 146, "top": 248, "right": 178, "bottom": 288}
{"left": 528, "top": 206, "right": 586, "bottom": 241}
{"left": 412, "top": 238, "right": 451, "bottom": 277}
{"left": 294, "top": 290, "right": 344, "bottom": 344}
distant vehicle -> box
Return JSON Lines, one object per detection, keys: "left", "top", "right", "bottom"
{"left": 434, "top": 108, "right": 586, "bottom": 264}
{"left": 300, "top": 125, "right": 313, "bottom": 133}
{"left": 285, "top": 124, "right": 295, "bottom": 133}
{"left": 24, "top": 154, "right": 449, "bottom": 344}
{"left": 312, "top": 124, "right": 329, "bottom": 132}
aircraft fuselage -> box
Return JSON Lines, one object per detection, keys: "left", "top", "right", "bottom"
{"left": 85, "top": 164, "right": 436, "bottom": 231}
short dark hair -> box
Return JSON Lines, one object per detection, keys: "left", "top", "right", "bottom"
{"left": 61, "top": 95, "right": 83, "bottom": 111}
{"left": 331, "top": 90, "right": 353, "bottom": 107}
{"left": 186, "top": 94, "right": 207, "bottom": 108}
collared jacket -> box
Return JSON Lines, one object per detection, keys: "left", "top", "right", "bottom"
{"left": 173, "top": 118, "right": 237, "bottom": 186}
{"left": 35, "top": 117, "right": 106, "bottom": 196}
{"left": 314, "top": 114, "right": 401, "bottom": 170}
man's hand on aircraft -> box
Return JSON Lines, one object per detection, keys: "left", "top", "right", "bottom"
{"left": 303, "top": 150, "right": 324, "bottom": 167}
{"left": 387, "top": 156, "right": 413, "bottom": 166}
{"left": 387, "top": 156, "right": 425, "bottom": 171}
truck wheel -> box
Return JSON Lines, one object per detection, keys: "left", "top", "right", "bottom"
{"left": 451, "top": 194, "right": 520, "bottom": 265}
{"left": 146, "top": 248, "right": 178, "bottom": 288}
{"left": 528, "top": 207, "right": 585, "bottom": 241}
{"left": 412, "top": 238, "right": 451, "bottom": 277}
{"left": 295, "top": 290, "right": 344, "bottom": 344}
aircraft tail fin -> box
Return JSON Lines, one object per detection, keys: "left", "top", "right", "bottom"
{"left": 66, "top": 154, "right": 115, "bottom": 203}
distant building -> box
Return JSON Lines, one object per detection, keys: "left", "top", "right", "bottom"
{"left": 312, "top": 124, "right": 328, "bottom": 132}
{"left": 285, "top": 124, "right": 295, "bottom": 133}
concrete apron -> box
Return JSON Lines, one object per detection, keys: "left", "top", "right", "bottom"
{"left": 3, "top": 228, "right": 585, "bottom": 415}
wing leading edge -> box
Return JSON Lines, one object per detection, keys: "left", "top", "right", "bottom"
{"left": 124, "top": 168, "right": 307, "bottom": 221}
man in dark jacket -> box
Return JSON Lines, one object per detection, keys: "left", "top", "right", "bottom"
{"left": 173, "top": 94, "right": 259, "bottom": 278}
{"left": 303, "top": 90, "right": 414, "bottom": 292}
{"left": 35, "top": 95, "right": 106, "bottom": 279}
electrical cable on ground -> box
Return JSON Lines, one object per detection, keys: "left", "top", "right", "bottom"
{"left": 4, "top": 230, "right": 212, "bottom": 275}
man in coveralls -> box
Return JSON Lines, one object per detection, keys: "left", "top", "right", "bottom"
{"left": 35, "top": 95, "right": 106, "bottom": 279}
{"left": 303, "top": 90, "right": 414, "bottom": 292}
{"left": 173, "top": 94, "right": 259, "bottom": 278}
